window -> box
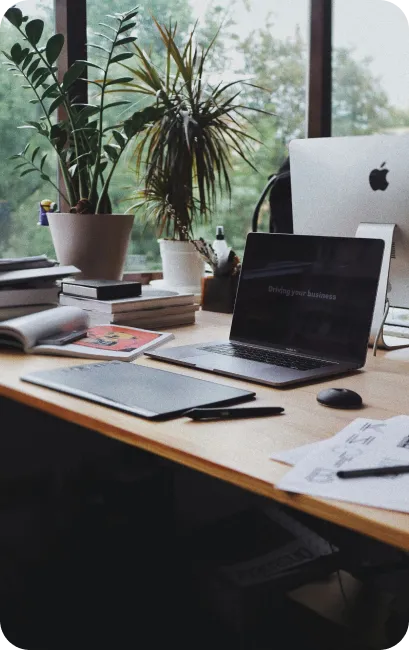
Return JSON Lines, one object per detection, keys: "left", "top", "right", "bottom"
{"left": 0, "top": 0, "right": 56, "bottom": 258}
{"left": 86, "top": 0, "right": 309, "bottom": 269}
{"left": 332, "top": 0, "right": 409, "bottom": 136}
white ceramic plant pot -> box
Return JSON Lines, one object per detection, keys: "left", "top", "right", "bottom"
{"left": 158, "top": 239, "right": 205, "bottom": 294}
{"left": 48, "top": 213, "right": 134, "bottom": 280}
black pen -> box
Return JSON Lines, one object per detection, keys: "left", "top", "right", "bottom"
{"left": 337, "top": 465, "right": 409, "bottom": 479}
{"left": 184, "top": 406, "right": 284, "bottom": 421}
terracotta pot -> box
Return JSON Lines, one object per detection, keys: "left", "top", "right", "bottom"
{"left": 48, "top": 212, "right": 134, "bottom": 280}
{"left": 158, "top": 239, "right": 205, "bottom": 293}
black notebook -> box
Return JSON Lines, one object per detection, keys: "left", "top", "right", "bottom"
{"left": 61, "top": 279, "right": 142, "bottom": 300}
{"left": 21, "top": 361, "right": 256, "bottom": 420}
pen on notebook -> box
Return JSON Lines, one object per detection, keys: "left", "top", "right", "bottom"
{"left": 337, "top": 465, "right": 409, "bottom": 479}
{"left": 185, "top": 406, "right": 284, "bottom": 420}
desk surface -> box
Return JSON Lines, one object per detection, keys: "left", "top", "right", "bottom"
{"left": 1, "top": 310, "right": 409, "bottom": 550}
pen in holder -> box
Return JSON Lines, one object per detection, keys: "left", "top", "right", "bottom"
{"left": 201, "top": 274, "right": 239, "bottom": 313}
{"left": 192, "top": 237, "right": 241, "bottom": 313}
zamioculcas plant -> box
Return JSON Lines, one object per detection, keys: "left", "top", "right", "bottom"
{"left": 2, "top": 5, "right": 162, "bottom": 214}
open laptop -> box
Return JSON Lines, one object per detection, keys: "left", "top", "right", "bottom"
{"left": 146, "top": 233, "right": 384, "bottom": 387}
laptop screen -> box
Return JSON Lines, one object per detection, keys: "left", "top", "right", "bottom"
{"left": 230, "top": 233, "right": 384, "bottom": 364}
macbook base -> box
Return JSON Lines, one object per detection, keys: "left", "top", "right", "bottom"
{"left": 147, "top": 234, "right": 384, "bottom": 387}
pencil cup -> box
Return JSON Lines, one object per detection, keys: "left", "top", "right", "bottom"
{"left": 201, "top": 275, "right": 239, "bottom": 313}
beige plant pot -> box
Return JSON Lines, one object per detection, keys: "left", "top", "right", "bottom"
{"left": 158, "top": 239, "right": 205, "bottom": 294}
{"left": 48, "top": 213, "right": 134, "bottom": 280}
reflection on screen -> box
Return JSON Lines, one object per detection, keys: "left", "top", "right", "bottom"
{"left": 230, "top": 234, "right": 383, "bottom": 363}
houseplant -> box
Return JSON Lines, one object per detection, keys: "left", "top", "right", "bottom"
{"left": 2, "top": 5, "right": 162, "bottom": 279}
{"left": 122, "top": 20, "right": 266, "bottom": 292}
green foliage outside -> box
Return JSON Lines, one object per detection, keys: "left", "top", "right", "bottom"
{"left": 0, "top": 0, "right": 408, "bottom": 267}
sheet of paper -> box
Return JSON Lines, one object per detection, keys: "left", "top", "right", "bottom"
{"left": 270, "top": 418, "right": 387, "bottom": 466}
{"left": 277, "top": 415, "right": 409, "bottom": 513}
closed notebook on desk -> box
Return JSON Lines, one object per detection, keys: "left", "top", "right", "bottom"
{"left": 21, "top": 360, "right": 255, "bottom": 420}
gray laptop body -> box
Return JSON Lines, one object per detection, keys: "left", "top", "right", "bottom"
{"left": 147, "top": 233, "right": 384, "bottom": 387}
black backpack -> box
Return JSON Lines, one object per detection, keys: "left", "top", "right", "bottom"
{"left": 251, "top": 157, "right": 293, "bottom": 234}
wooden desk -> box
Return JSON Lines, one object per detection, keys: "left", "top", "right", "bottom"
{"left": 1, "top": 310, "right": 409, "bottom": 550}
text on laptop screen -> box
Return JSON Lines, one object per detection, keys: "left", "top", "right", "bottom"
{"left": 230, "top": 234, "right": 383, "bottom": 364}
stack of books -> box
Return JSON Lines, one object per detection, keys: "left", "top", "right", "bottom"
{"left": 59, "top": 280, "right": 199, "bottom": 328}
{"left": 0, "top": 255, "right": 79, "bottom": 322}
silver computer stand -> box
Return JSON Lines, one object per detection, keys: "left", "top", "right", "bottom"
{"left": 355, "top": 223, "right": 409, "bottom": 354}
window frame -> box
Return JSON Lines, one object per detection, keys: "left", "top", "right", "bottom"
{"left": 54, "top": 0, "right": 332, "bottom": 145}
{"left": 56, "top": 4, "right": 405, "bottom": 167}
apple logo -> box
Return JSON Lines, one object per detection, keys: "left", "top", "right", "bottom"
{"left": 369, "top": 162, "right": 389, "bottom": 191}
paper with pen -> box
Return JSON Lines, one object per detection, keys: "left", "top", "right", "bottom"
{"left": 272, "top": 416, "right": 409, "bottom": 513}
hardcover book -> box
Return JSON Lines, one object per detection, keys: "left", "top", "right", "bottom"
{"left": 62, "top": 279, "right": 142, "bottom": 300}
{"left": 0, "top": 264, "right": 80, "bottom": 287}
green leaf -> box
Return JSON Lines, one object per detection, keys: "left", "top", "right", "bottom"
{"left": 114, "top": 37, "right": 136, "bottom": 48}
{"left": 75, "top": 60, "right": 105, "bottom": 72}
{"left": 50, "top": 124, "right": 67, "bottom": 150}
{"left": 62, "top": 61, "right": 86, "bottom": 90}
{"left": 22, "top": 51, "right": 36, "bottom": 70}
{"left": 10, "top": 43, "right": 23, "bottom": 64}
{"left": 40, "top": 174, "right": 50, "bottom": 182}
{"left": 2, "top": 51, "right": 12, "bottom": 61}
{"left": 40, "top": 154, "right": 47, "bottom": 171}
{"left": 48, "top": 95, "right": 65, "bottom": 115}
{"left": 105, "top": 77, "right": 133, "bottom": 86}
{"left": 23, "top": 121, "right": 41, "bottom": 131}
{"left": 99, "top": 160, "right": 108, "bottom": 173}
{"left": 123, "top": 105, "right": 164, "bottom": 138}
{"left": 110, "top": 52, "right": 134, "bottom": 65}
{"left": 123, "top": 9, "right": 139, "bottom": 21}
{"left": 103, "top": 144, "right": 120, "bottom": 161}
{"left": 25, "top": 20, "right": 44, "bottom": 47}
{"left": 41, "top": 83, "right": 59, "bottom": 100}
{"left": 31, "top": 146, "right": 40, "bottom": 163}
{"left": 20, "top": 168, "right": 38, "bottom": 177}
{"left": 102, "top": 101, "right": 131, "bottom": 111}
{"left": 29, "top": 99, "right": 40, "bottom": 104}
{"left": 31, "top": 66, "right": 48, "bottom": 84}
{"left": 92, "top": 32, "right": 114, "bottom": 43}
{"left": 46, "top": 34, "right": 64, "bottom": 65}
{"left": 27, "top": 58, "right": 40, "bottom": 77}
{"left": 118, "top": 21, "right": 137, "bottom": 34}
{"left": 112, "top": 130, "right": 126, "bottom": 148}
{"left": 20, "top": 48, "right": 30, "bottom": 62}
{"left": 34, "top": 70, "right": 52, "bottom": 89}
{"left": 87, "top": 43, "right": 110, "bottom": 54}
{"left": 14, "top": 162, "right": 29, "bottom": 170}
{"left": 5, "top": 7, "right": 23, "bottom": 28}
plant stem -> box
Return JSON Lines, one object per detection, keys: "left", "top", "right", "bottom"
{"left": 16, "top": 24, "right": 85, "bottom": 201}
{"left": 96, "top": 148, "right": 124, "bottom": 213}
{"left": 89, "top": 18, "right": 126, "bottom": 210}
{"left": 15, "top": 58, "right": 76, "bottom": 206}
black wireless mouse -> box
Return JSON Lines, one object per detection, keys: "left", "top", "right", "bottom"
{"left": 317, "top": 387, "right": 363, "bottom": 409}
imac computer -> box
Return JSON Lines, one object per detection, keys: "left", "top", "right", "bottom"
{"left": 289, "top": 134, "right": 409, "bottom": 349}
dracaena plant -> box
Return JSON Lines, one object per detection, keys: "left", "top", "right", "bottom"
{"left": 121, "top": 20, "right": 268, "bottom": 240}
{"left": 2, "top": 5, "right": 162, "bottom": 214}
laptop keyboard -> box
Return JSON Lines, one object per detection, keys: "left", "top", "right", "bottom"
{"left": 198, "top": 343, "right": 334, "bottom": 371}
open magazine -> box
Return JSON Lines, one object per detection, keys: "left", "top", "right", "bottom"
{"left": 0, "top": 306, "right": 174, "bottom": 361}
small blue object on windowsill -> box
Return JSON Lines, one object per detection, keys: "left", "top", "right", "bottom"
{"left": 38, "top": 199, "right": 57, "bottom": 226}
